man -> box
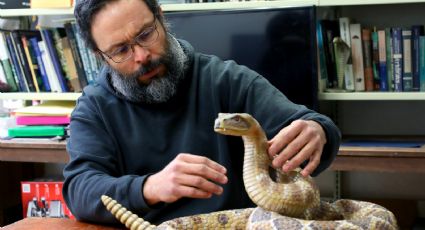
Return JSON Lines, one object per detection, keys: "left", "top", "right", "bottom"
{"left": 63, "top": 0, "right": 341, "bottom": 225}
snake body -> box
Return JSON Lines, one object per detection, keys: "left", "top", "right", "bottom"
{"left": 101, "top": 113, "right": 398, "bottom": 229}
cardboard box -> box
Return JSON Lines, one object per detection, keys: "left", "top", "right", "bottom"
{"left": 21, "top": 181, "right": 73, "bottom": 219}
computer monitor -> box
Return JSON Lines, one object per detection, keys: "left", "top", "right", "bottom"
{"left": 165, "top": 6, "right": 318, "bottom": 110}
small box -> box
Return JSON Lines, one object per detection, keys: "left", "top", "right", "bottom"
{"left": 21, "top": 181, "right": 74, "bottom": 219}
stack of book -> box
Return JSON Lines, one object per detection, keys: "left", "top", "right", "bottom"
{"left": 0, "top": 22, "right": 101, "bottom": 93}
{"left": 318, "top": 17, "right": 425, "bottom": 92}
{"left": 8, "top": 101, "right": 74, "bottom": 138}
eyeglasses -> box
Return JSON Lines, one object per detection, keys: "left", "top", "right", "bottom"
{"left": 98, "top": 18, "right": 159, "bottom": 63}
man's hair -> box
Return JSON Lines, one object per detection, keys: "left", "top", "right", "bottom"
{"left": 74, "top": 0, "right": 163, "bottom": 51}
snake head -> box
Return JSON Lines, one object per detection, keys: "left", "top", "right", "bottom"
{"left": 214, "top": 113, "right": 257, "bottom": 136}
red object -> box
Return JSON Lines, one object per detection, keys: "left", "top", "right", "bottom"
{"left": 20, "top": 181, "right": 74, "bottom": 219}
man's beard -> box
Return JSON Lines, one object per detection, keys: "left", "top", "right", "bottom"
{"left": 109, "top": 34, "right": 188, "bottom": 104}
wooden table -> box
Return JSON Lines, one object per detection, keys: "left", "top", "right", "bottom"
{"left": 2, "top": 217, "right": 122, "bottom": 230}
{"left": 1, "top": 138, "right": 425, "bottom": 173}
{"left": 330, "top": 145, "right": 425, "bottom": 173}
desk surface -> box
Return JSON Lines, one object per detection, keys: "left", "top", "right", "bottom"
{"left": 2, "top": 217, "right": 122, "bottom": 230}
{"left": 1, "top": 138, "right": 425, "bottom": 172}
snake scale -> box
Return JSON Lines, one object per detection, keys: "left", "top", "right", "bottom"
{"left": 101, "top": 113, "right": 399, "bottom": 229}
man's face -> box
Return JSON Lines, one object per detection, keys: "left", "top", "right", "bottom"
{"left": 91, "top": 0, "right": 187, "bottom": 103}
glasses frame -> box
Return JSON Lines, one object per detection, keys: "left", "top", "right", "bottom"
{"left": 98, "top": 18, "right": 159, "bottom": 64}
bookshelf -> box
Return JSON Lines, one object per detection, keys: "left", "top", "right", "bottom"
{"left": 0, "top": 92, "right": 80, "bottom": 101}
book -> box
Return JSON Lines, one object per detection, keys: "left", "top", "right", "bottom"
{"left": 12, "top": 101, "right": 75, "bottom": 116}
{"left": 30, "top": 0, "right": 73, "bottom": 8}
{"left": 29, "top": 37, "right": 51, "bottom": 92}
{"left": 61, "top": 37, "right": 81, "bottom": 92}
{"left": 371, "top": 28, "right": 380, "bottom": 90}
{"left": 392, "top": 27, "right": 403, "bottom": 92}
{"left": 15, "top": 115, "right": 70, "bottom": 125}
{"left": 411, "top": 25, "right": 424, "bottom": 91}
{"left": 350, "top": 23, "right": 365, "bottom": 91}
{"left": 21, "top": 36, "right": 40, "bottom": 92}
{"left": 362, "top": 28, "right": 374, "bottom": 91}
{"left": 6, "top": 33, "right": 29, "bottom": 92}
{"left": 338, "top": 17, "right": 355, "bottom": 91}
{"left": 420, "top": 36, "right": 425, "bottom": 91}
{"left": 319, "top": 20, "right": 339, "bottom": 89}
{"left": 63, "top": 22, "right": 88, "bottom": 89}
{"left": 40, "top": 29, "right": 69, "bottom": 92}
{"left": 71, "top": 22, "right": 95, "bottom": 84}
{"left": 385, "top": 28, "right": 394, "bottom": 91}
{"left": 377, "top": 30, "right": 389, "bottom": 91}
{"left": 38, "top": 40, "right": 61, "bottom": 92}
{"left": 8, "top": 125, "right": 65, "bottom": 137}
{"left": 402, "top": 29, "right": 412, "bottom": 91}
{"left": 10, "top": 30, "right": 42, "bottom": 92}
{"left": 0, "top": 32, "right": 18, "bottom": 92}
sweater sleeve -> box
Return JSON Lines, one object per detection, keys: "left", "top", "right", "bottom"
{"left": 63, "top": 90, "right": 156, "bottom": 224}
{"left": 241, "top": 75, "right": 341, "bottom": 176}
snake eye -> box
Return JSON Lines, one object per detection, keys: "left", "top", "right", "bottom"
{"left": 234, "top": 116, "right": 240, "bottom": 122}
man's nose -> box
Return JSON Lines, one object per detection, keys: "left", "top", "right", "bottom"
{"left": 132, "top": 44, "right": 150, "bottom": 64}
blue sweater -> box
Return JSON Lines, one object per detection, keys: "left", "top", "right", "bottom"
{"left": 63, "top": 40, "right": 340, "bottom": 225}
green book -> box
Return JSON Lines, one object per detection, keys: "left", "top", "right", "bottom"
{"left": 8, "top": 125, "right": 65, "bottom": 137}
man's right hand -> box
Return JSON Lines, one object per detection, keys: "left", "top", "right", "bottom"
{"left": 142, "top": 153, "right": 228, "bottom": 206}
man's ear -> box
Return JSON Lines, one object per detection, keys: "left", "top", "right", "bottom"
{"left": 158, "top": 6, "right": 163, "bottom": 17}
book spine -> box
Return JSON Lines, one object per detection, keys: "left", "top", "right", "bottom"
{"left": 21, "top": 36, "right": 40, "bottom": 92}
{"left": 6, "top": 33, "right": 28, "bottom": 92}
{"left": 316, "top": 21, "right": 328, "bottom": 92}
{"left": 29, "top": 37, "right": 51, "bottom": 92}
{"left": 420, "top": 36, "right": 425, "bottom": 91}
{"left": 0, "top": 32, "right": 18, "bottom": 91}
{"left": 372, "top": 29, "right": 380, "bottom": 90}
{"left": 385, "top": 28, "right": 394, "bottom": 91}
{"left": 411, "top": 25, "right": 424, "bottom": 91}
{"left": 362, "top": 28, "right": 374, "bottom": 91}
{"left": 339, "top": 17, "right": 354, "bottom": 91}
{"left": 11, "top": 31, "right": 35, "bottom": 92}
{"left": 402, "top": 29, "right": 412, "bottom": 91}
{"left": 64, "top": 22, "right": 88, "bottom": 89}
{"left": 350, "top": 23, "right": 365, "bottom": 91}
{"left": 38, "top": 40, "right": 62, "bottom": 93}
{"left": 40, "top": 29, "right": 69, "bottom": 92}
{"left": 378, "top": 30, "right": 388, "bottom": 91}
{"left": 72, "top": 22, "right": 95, "bottom": 85}
{"left": 392, "top": 27, "right": 404, "bottom": 92}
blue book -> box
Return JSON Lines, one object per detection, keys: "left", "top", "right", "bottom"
{"left": 392, "top": 27, "right": 403, "bottom": 92}
{"left": 5, "top": 34, "right": 28, "bottom": 92}
{"left": 40, "top": 29, "right": 69, "bottom": 92}
{"left": 316, "top": 21, "right": 328, "bottom": 91}
{"left": 411, "top": 25, "right": 424, "bottom": 91}
{"left": 29, "top": 37, "right": 51, "bottom": 92}
{"left": 420, "top": 36, "right": 425, "bottom": 91}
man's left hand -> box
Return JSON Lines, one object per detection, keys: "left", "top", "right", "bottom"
{"left": 267, "top": 120, "right": 326, "bottom": 177}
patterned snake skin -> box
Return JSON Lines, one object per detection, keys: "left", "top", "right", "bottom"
{"left": 101, "top": 113, "right": 399, "bottom": 229}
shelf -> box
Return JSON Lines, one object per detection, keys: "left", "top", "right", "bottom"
{"left": 161, "top": 0, "right": 318, "bottom": 11}
{"left": 318, "top": 92, "right": 425, "bottom": 100}
{"left": 0, "top": 8, "right": 74, "bottom": 16}
{"left": 0, "top": 138, "right": 67, "bottom": 163}
{"left": 319, "top": 0, "right": 425, "bottom": 6}
{"left": 0, "top": 1, "right": 318, "bottom": 16}
{"left": 0, "top": 92, "right": 81, "bottom": 101}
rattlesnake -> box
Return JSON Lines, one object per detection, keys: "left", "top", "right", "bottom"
{"left": 101, "top": 113, "right": 399, "bottom": 229}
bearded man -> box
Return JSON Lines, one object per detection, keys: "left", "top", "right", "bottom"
{"left": 63, "top": 0, "right": 341, "bottom": 225}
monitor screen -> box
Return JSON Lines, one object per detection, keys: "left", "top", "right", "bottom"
{"left": 165, "top": 6, "right": 318, "bottom": 110}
